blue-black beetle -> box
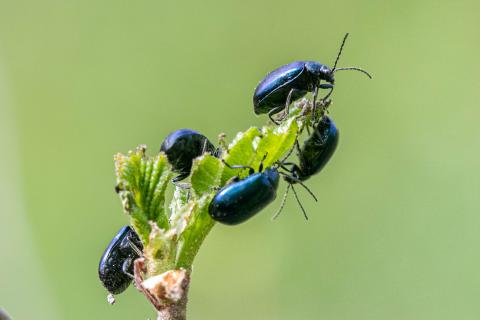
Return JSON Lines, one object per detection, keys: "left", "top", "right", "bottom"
{"left": 161, "top": 129, "right": 216, "bottom": 182}
{"left": 98, "top": 226, "right": 143, "bottom": 296}
{"left": 284, "top": 115, "right": 339, "bottom": 182}
{"left": 209, "top": 155, "right": 317, "bottom": 224}
{"left": 208, "top": 159, "right": 280, "bottom": 225}
{"left": 253, "top": 33, "right": 371, "bottom": 123}
{"left": 273, "top": 116, "right": 338, "bottom": 219}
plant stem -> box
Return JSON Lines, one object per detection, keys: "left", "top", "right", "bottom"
{"left": 134, "top": 259, "right": 191, "bottom": 320}
{"left": 156, "top": 294, "right": 188, "bottom": 320}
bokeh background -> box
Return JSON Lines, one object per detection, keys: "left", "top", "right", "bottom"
{"left": 1, "top": 0, "right": 479, "bottom": 319}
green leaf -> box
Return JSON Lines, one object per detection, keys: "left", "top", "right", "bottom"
{"left": 130, "top": 209, "right": 151, "bottom": 244}
{"left": 114, "top": 146, "right": 172, "bottom": 241}
{"left": 147, "top": 155, "right": 171, "bottom": 227}
{"left": 220, "top": 126, "right": 262, "bottom": 184}
{"left": 190, "top": 154, "right": 223, "bottom": 197}
{"left": 255, "top": 117, "right": 298, "bottom": 168}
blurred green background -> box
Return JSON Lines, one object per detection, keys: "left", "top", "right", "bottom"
{"left": 1, "top": 0, "right": 479, "bottom": 319}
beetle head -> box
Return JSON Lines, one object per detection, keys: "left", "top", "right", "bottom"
{"left": 305, "top": 61, "right": 334, "bottom": 84}
{"left": 325, "top": 71, "right": 335, "bottom": 84}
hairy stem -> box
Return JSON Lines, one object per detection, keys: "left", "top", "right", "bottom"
{"left": 156, "top": 296, "right": 188, "bottom": 320}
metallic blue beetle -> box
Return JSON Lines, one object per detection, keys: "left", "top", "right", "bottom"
{"left": 284, "top": 115, "right": 339, "bottom": 183}
{"left": 209, "top": 165, "right": 280, "bottom": 225}
{"left": 98, "top": 226, "right": 143, "bottom": 296}
{"left": 209, "top": 154, "right": 318, "bottom": 224}
{"left": 161, "top": 129, "right": 216, "bottom": 182}
{"left": 273, "top": 116, "right": 338, "bottom": 220}
{"left": 253, "top": 33, "right": 371, "bottom": 123}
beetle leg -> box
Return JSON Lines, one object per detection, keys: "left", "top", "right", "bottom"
{"left": 278, "top": 163, "right": 296, "bottom": 174}
{"left": 225, "top": 175, "right": 241, "bottom": 185}
{"left": 295, "top": 139, "right": 301, "bottom": 154}
{"left": 312, "top": 86, "right": 319, "bottom": 123}
{"left": 127, "top": 238, "right": 143, "bottom": 257}
{"left": 283, "top": 88, "right": 297, "bottom": 120}
{"left": 122, "top": 258, "right": 135, "bottom": 279}
{"left": 258, "top": 152, "right": 269, "bottom": 172}
{"left": 278, "top": 131, "right": 300, "bottom": 164}
{"left": 172, "top": 173, "right": 189, "bottom": 183}
{"left": 267, "top": 106, "right": 283, "bottom": 125}
{"left": 222, "top": 159, "right": 255, "bottom": 175}
{"left": 320, "top": 85, "right": 334, "bottom": 101}
{"left": 201, "top": 139, "right": 208, "bottom": 154}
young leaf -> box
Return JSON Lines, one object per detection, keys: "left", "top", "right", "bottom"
{"left": 190, "top": 154, "right": 223, "bottom": 198}
{"left": 255, "top": 117, "right": 299, "bottom": 168}
{"left": 114, "top": 146, "right": 173, "bottom": 241}
{"left": 220, "top": 127, "right": 262, "bottom": 184}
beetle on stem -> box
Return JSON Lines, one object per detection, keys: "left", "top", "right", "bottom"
{"left": 209, "top": 154, "right": 317, "bottom": 224}
{"left": 98, "top": 226, "right": 143, "bottom": 302}
{"left": 160, "top": 129, "right": 216, "bottom": 182}
{"left": 274, "top": 115, "right": 339, "bottom": 219}
{"left": 253, "top": 33, "right": 371, "bottom": 124}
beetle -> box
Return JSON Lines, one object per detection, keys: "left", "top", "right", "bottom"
{"left": 160, "top": 129, "right": 216, "bottom": 182}
{"left": 253, "top": 33, "right": 371, "bottom": 124}
{"left": 209, "top": 159, "right": 279, "bottom": 225}
{"left": 273, "top": 116, "right": 338, "bottom": 219}
{"left": 209, "top": 155, "right": 316, "bottom": 225}
{"left": 98, "top": 226, "right": 143, "bottom": 297}
{"left": 285, "top": 115, "right": 339, "bottom": 182}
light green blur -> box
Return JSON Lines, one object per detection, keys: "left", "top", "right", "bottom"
{"left": 0, "top": 0, "right": 479, "bottom": 319}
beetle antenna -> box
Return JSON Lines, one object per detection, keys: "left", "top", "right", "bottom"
{"left": 272, "top": 183, "right": 290, "bottom": 220}
{"left": 291, "top": 184, "right": 309, "bottom": 220}
{"left": 332, "top": 33, "right": 349, "bottom": 71}
{"left": 296, "top": 180, "right": 318, "bottom": 202}
{"left": 278, "top": 172, "right": 318, "bottom": 202}
{"left": 334, "top": 67, "right": 372, "bottom": 79}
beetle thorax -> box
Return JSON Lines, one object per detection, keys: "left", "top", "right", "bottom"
{"left": 264, "top": 168, "right": 280, "bottom": 188}
{"left": 304, "top": 61, "right": 334, "bottom": 85}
